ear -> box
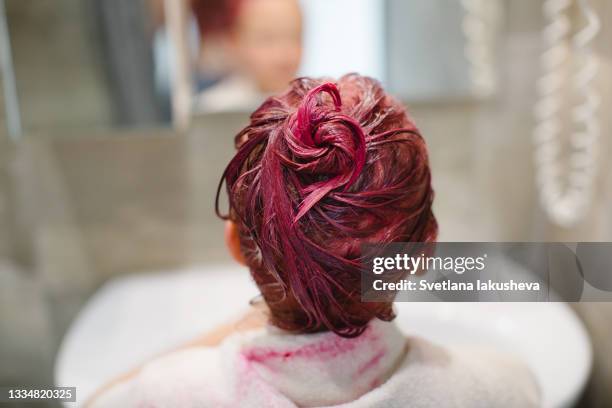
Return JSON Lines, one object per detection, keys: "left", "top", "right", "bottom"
{"left": 225, "top": 221, "right": 246, "bottom": 265}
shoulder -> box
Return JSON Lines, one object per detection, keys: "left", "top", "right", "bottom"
{"left": 445, "top": 343, "right": 541, "bottom": 407}
{"left": 405, "top": 337, "right": 540, "bottom": 407}
{"left": 350, "top": 337, "right": 540, "bottom": 408}
{"left": 90, "top": 341, "right": 241, "bottom": 408}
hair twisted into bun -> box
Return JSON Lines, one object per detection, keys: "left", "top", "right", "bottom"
{"left": 216, "top": 74, "right": 437, "bottom": 337}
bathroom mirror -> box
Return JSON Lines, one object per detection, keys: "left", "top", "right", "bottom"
{"left": 1, "top": 0, "right": 502, "bottom": 139}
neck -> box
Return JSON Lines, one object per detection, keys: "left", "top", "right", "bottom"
{"left": 239, "top": 319, "right": 406, "bottom": 407}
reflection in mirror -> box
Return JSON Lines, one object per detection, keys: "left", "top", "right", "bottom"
{"left": 2, "top": 0, "right": 503, "bottom": 136}
{"left": 190, "top": 0, "right": 302, "bottom": 114}
{"left": 185, "top": 0, "right": 502, "bottom": 119}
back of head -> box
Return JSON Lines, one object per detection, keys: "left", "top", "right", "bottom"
{"left": 217, "top": 74, "right": 437, "bottom": 337}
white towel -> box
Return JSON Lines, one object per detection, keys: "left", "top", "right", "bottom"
{"left": 91, "top": 319, "right": 540, "bottom": 407}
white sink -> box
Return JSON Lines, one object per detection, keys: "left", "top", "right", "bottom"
{"left": 55, "top": 264, "right": 591, "bottom": 407}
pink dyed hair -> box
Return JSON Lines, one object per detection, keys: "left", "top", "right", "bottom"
{"left": 217, "top": 74, "right": 437, "bottom": 337}
{"left": 190, "top": 0, "right": 242, "bottom": 36}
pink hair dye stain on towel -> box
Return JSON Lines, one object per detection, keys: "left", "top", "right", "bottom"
{"left": 242, "top": 325, "right": 380, "bottom": 364}
{"left": 355, "top": 348, "right": 386, "bottom": 378}
{"left": 235, "top": 351, "right": 286, "bottom": 407}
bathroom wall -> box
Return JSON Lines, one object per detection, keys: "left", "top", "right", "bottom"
{"left": 0, "top": 109, "right": 57, "bottom": 403}
{"left": 0, "top": 61, "right": 11, "bottom": 259}
{"left": 0, "top": 134, "right": 10, "bottom": 259}
{"left": 10, "top": 114, "right": 246, "bottom": 337}
{"left": 5, "top": 0, "right": 113, "bottom": 133}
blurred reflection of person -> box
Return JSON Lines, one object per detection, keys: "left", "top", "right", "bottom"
{"left": 191, "top": 0, "right": 302, "bottom": 112}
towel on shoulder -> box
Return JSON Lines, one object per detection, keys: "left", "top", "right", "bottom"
{"left": 91, "top": 319, "right": 540, "bottom": 407}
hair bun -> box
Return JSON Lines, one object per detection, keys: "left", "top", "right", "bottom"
{"left": 218, "top": 75, "right": 437, "bottom": 338}
{"left": 287, "top": 83, "right": 366, "bottom": 221}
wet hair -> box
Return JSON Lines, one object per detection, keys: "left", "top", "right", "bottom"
{"left": 216, "top": 74, "right": 437, "bottom": 337}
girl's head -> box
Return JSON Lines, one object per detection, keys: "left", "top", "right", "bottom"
{"left": 192, "top": 0, "right": 302, "bottom": 93}
{"left": 217, "top": 74, "right": 437, "bottom": 337}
